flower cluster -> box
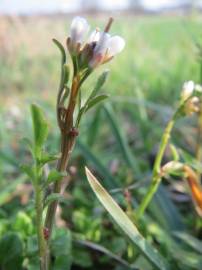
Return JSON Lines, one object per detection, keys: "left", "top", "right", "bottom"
{"left": 67, "top": 16, "right": 125, "bottom": 71}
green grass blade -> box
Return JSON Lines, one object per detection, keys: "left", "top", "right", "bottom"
{"left": 150, "top": 185, "right": 185, "bottom": 231}
{"left": 104, "top": 104, "right": 141, "bottom": 176}
{"left": 77, "top": 140, "right": 118, "bottom": 189}
{"left": 173, "top": 232, "right": 202, "bottom": 254}
{"left": 85, "top": 167, "right": 169, "bottom": 270}
{"left": 74, "top": 238, "right": 136, "bottom": 269}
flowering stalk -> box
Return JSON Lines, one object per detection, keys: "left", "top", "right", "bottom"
{"left": 42, "top": 16, "right": 125, "bottom": 268}
{"left": 136, "top": 113, "right": 176, "bottom": 220}
{"left": 196, "top": 58, "right": 202, "bottom": 175}
{"left": 136, "top": 82, "right": 200, "bottom": 220}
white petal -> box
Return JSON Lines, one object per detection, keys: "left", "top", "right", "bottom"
{"left": 88, "top": 30, "right": 101, "bottom": 43}
{"left": 70, "top": 16, "right": 89, "bottom": 44}
{"left": 106, "top": 36, "right": 125, "bottom": 56}
{"left": 182, "top": 80, "right": 195, "bottom": 99}
{"left": 94, "top": 32, "right": 111, "bottom": 54}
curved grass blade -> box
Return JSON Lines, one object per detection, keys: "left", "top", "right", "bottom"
{"left": 74, "top": 238, "right": 137, "bottom": 269}
{"left": 85, "top": 167, "right": 169, "bottom": 270}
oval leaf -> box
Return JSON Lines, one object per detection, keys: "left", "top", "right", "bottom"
{"left": 89, "top": 70, "right": 109, "bottom": 99}
{"left": 31, "top": 104, "right": 49, "bottom": 151}
{"left": 85, "top": 94, "right": 109, "bottom": 113}
{"left": 47, "top": 170, "right": 67, "bottom": 184}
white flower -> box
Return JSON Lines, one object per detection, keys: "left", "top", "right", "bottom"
{"left": 105, "top": 36, "right": 125, "bottom": 57}
{"left": 89, "top": 32, "right": 125, "bottom": 68}
{"left": 181, "top": 80, "right": 195, "bottom": 100}
{"left": 70, "top": 16, "right": 89, "bottom": 45}
{"left": 94, "top": 32, "right": 111, "bottom": 54}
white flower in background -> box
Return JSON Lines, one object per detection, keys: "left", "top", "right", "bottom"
{"left": 181, "top": 81, "right": 202, "bottom": 114}
{"left": 185, "top": 96, "right": 200, "bottom": 115}
{"left": 70, "top": 16, "right": 89, "bottom": 45}
{"left": 195, "top": 84, "right": 202, "bottom": 93}
{"left": 181, "top": 80, "right": 195, "bottom": 100}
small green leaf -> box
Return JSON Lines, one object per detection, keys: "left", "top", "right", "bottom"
{"left": 52, "top": 38, "right": 66, "bottom": 65}
{"left": 44, "top": 193, "right": 68, "bottom": 208}
{"left": 63, "top": 64, "right": 70, "bottom": 85}
{"left": 47, "top": 170, "right": 66, "bottom": 184}
{"left": 39, "top": 153, "right": 59, "bottom": 166}
{"left": 31, "top": 104, "right": 49, "bottom": 153}
{"left": 85, "top": 94, "right": 109, "bottom": 112}
{"left": 21, "top": 164, "right": 35, "bottom": 180}
{"left": 85, "top": 167, "right": 169, "bottom": 270}
{"left": 89, "top": 70, "right": 109, "bottom": 99}
{"left": 75, "top": 71, "right": 109, "bottom": 127}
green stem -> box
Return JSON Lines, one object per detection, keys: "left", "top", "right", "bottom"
{"left": 136, "top": 112, "right": 178, "bottom": 220}
{"left": 35, "top": 184, "right": 48, "bottom": 270}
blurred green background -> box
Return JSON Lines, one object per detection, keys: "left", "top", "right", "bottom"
{"left": 0, "top": 8, "right": 202, "bottom": 270}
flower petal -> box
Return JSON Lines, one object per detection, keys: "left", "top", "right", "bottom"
{"left": 182, "top": 80, "right": 195, "bottom": 99}
{"left": 107, "top": 36, "right": 125, "bottom": 56}
{"left": 94, "top": 32, "right": 111, "bottom": 54}
{"left": 88, "top": 30, "right": 101, "bottom": 43}
{"left": 70, "top": 16, "right": 89, "bottom": 44}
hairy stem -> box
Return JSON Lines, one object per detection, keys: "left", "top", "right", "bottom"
{"left": 44, "top": 76, "right": 79, "bottom": 268}
{"left": 35, "top": 184, "right": 48, "bottom": 270}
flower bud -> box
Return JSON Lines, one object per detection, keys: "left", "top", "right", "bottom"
{"left": 185, "top": 96, "right": 200, "bottom": 115}
{"left": 70, "top": 16, "right": 89, "bottom": 45}
{"left": 181, "top": 80, "right": 195, "bottom": 100}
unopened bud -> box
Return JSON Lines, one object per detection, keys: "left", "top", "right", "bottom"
{"left": 185, "top": 96, "right": 200, "bottom": 115}
{"left": 70, "top": 17, "right": 89, "bottom": 47}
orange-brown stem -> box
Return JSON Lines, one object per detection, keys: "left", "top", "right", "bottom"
{"left": 104, "top": 17, "right": 113, "bottom": 33}
{"left": 44, "top": 75, "right": 80, "bottom": 267}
